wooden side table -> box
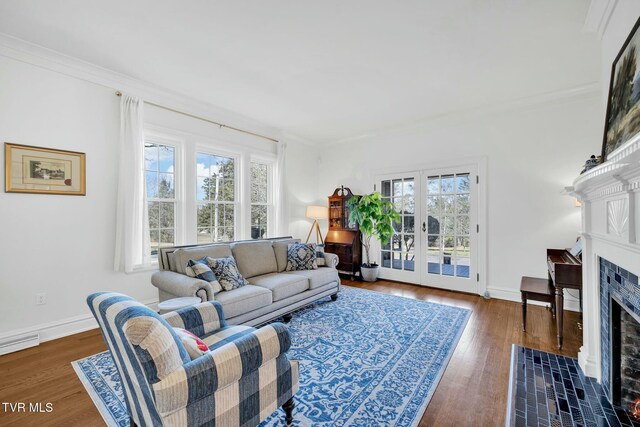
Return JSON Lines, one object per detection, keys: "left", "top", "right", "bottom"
{"left": 158, "top": 296, "right": 201, "bottom": 314}
{"left": 520, "top": 276, "right": 556, "bottom": 332}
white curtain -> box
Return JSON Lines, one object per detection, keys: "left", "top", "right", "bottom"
{"left": 114, "top": 94, "right": 150, "bottom": 272}
{"left": 274, "top": 141, "right": 290, "bottom": 237}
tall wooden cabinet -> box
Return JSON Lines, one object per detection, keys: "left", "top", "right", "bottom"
{"left": 324, "top": 186, "right": 362, "bottom": 279}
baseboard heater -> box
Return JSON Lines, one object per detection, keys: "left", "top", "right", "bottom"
{"left": 0, "top": 332, "right": 40, "bottom": 356}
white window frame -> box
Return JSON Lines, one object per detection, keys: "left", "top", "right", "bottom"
{"left": 194, "top": 146, "right": 241, "bottom": 243}
{"left": 249, "top": 156, "right": 275, "bottom": 239}
{"left": 143, "top": 131, "right": 184, "bottom": 262}
{"left": 139, "top": 127, "right": 277, "bottom": 260}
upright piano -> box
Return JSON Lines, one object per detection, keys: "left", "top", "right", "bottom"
{"left": 547, "top": 248, "right": 582, "bottom": 349}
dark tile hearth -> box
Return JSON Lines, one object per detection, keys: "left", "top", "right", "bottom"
{"left": 508, "top": 345, "right": 640, "bottom": 427}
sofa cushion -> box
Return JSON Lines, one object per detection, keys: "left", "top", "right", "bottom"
{"left": 214, "top": 285, "right": 272, "bottom": 318}
{"left": 248, "top": 273, "right": 309, "bottom": 302}
{"left": 207, "top": 256, "right": 250, "bottom": 291}
{"left": 231, "top": 241, "right": 277, "bottom": 279}
{"left": 273, "top": 239, "right": 300, "bottom": 272}
{"left": 172, "top": 244, "right": 232, "bottom": 274}
{"left": 202, "top": 325, "right": 255, "bottom": 350}
{"left": 285, "top": 268, "right": 340, "bottom": 290}
{"left": 286, "top": 243, "right": 318, "bottom": 271}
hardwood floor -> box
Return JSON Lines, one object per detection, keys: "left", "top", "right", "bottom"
{"left": 0, "top": 280, "right": 582, "bottom": 427}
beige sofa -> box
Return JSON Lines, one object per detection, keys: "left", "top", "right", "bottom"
{"left": 151, "top": 237, "right": 340, "bottom": 326}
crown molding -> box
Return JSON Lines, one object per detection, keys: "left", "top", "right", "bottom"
{"left": 328, "top": 82, "right": 601, "bottom": 146}
{"left": 0, "top": 32, "right": 281, "bottom": 143}
{"left": 583, "top": 0, "right": 618, "bottom": 39}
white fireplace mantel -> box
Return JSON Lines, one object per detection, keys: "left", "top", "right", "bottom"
{"left": 565, "top": 134, "right": 640, "bottom": 381}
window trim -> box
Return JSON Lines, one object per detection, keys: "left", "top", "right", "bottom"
{"left": 138, "top": 129, "right": 278, "bottom": 263}
{"left": 249, "top": 158, "right": 274, "bottom": 240}
{"left": 142, "top": 131, "right": 184, "bottom": 264}
{"left": 194, "top": 147, "right": 241, "bottom": 243}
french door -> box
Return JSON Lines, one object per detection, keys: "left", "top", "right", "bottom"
{"left": 375, "top": 165, "right": 479, "bottom": 294}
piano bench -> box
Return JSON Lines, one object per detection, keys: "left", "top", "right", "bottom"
{"left": 520, "top": 276, "right": 556, "bottom": 332}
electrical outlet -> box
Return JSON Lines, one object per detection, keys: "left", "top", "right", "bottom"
{"left": 36, "top": 293, "right": 46, "bottom": 305}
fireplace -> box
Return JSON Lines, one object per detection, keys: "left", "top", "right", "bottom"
{"left": 611, "top": 297, "right": 640, "bottom": 415}
{"left": 600, "top": 257, "right": 640, "bottom": 421}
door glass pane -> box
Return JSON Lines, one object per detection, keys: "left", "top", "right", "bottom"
{"left": 441, "top": 175, "right": 455, "bottom": 193}
{"left": 427, "top": 176, "right": 439, "bottom": 194}
{"left": 456, "top": 174, "right": 470, "bottom": 193}
{"left": 392, "top": 252, "right": 402, "bottom": 269}
{"left": 426, "top": 172, "right": 471, "bottom": 278}
{"left": 379, "top": 176, "right": 415, "bottom": 272}
{"left": 456, "top": 194, "right": 470, "bottom": 214}
{"left": 381, "top": 180, "right": 391, "bottom": 197}
{"left": 404, "top": 216, "right": 415, "bottom": 233}
{"left": 381, "top": 251, "right": 391, "bottom": 268}
{"left": 404, "top": 252, "right": 415, "bottom": 271}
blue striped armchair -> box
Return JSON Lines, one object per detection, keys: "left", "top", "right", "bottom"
{"left": 87, "top": 292, "right": 299, "bottom": 427}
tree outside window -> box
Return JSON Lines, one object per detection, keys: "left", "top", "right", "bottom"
{"left": 250, "top": 162, "right": 270, "bottom": 239}
{"left": 196, "top": 153, "right": 235, "bottom": 242}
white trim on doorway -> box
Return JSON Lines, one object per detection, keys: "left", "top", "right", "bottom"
{"left": 370, "top": 156, "right": 488, "bottom": 296}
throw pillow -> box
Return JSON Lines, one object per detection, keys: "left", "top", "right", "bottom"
{"left": 185, "top": 257, "right": 223, "bottom": 294}
{"left": 173, "top": 327, "right": 209, "bottom": 360}
{"left": 316, "top": 243, "right": 326, "bottom": 267}
{"left": 286, "top": 243, "right": 318, "bottom": 271}
{"left": 207, "top": 256, "right": 250, "bottom": 291}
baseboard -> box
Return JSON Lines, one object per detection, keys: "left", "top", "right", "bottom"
{"left": 487, "top": 286, "right": 581, "bottom": 312}
{"left": 0, "top": 298, "right": 159, "bottom": 356}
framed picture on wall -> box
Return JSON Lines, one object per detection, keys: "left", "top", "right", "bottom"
{"left": 602, "top": 16, "right": 640, "bottom": 161}
{"left": 4, "top": 142, "right": 86, "bottom": 195}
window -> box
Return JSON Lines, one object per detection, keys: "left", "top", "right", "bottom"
{"left": 196, "top": 152, "right": 236, "bottom": 243}
{"left": 145, "top": 143, "right": 176, "bottom": 256}
{"left": 250, "top": 162, "right": 271, "bottom": 239}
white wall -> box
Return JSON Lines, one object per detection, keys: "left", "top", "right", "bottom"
{"left": 317, "top": 94, "right": 603, "bottom": 304}
{"left": 0, "top": 55, "right": 315, "bottom": 341}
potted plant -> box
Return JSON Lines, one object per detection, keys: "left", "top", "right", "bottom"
{"left": 347, "top": 192, "right": 400, "bottom": 281}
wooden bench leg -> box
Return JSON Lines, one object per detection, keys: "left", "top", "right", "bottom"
{"left": 521, "top": 292, "right": 527, "bottom": 332}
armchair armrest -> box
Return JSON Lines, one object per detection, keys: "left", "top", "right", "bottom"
{"left": 162, "top": 301, "right": 227, "bottom": 336}
{"left": 152, "top": 323, "right": 292, "bottom": 415}
{"left": 151, "top": 270, "right": 215, "bottom": 301}
{"left": 323, "top": 252, "right": 339, "bottom": 268}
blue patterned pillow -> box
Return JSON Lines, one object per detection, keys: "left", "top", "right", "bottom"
{"left": 316, "top": 243, "right": 326, "bottom": 267}
{"left": 206, "top": 256, "right": 250, "bottom": 291}
{"left": 286, "top": 243, "right": 318, "bottom": 271}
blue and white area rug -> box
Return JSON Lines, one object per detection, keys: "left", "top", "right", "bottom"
{"left": 73, "top": 286, "right": 470, "bottom": 427}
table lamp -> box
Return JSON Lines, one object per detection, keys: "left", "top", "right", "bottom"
{"left": 305, "top": 205, "right": 328, "bottom": 244}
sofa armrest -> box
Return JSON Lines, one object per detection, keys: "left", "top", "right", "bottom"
{"left": 151, "top": 270, "right": 214, "bottom": 301}
{"left": 323, "top": 252, "right": 339, "bottom": 268}
{"left": 162, "top": 301, "right": 227, "bottom": 335}
{"left": 152, "top": 323, "right": 293, "bottom": 415}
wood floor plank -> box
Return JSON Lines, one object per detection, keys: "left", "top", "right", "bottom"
{"left": 0, "top": 280, "right": 581, "bottom": 426}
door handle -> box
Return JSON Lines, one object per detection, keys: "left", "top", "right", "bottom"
{"left": 422, "top": 221, "right": 426, "bottom": 232}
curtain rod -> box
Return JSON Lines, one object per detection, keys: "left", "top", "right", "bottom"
{"left": 115, "top": 91, "right": 278, "bottom": 143}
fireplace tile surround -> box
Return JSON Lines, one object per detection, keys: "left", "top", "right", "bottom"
{"left": 600, "top": 258, "right": 640, "bottom": 397}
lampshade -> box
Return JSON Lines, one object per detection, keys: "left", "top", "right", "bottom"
{"left": 306, "top": 205, "right": 328, "bottom": 219}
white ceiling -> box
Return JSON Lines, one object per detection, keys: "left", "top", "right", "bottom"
{"left": 0, "top": 0, "right": 600, "bottom": 143}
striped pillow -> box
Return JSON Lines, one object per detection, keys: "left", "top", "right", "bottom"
{"left": 185, "top": 257, "right": 222, "bottom": 294}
